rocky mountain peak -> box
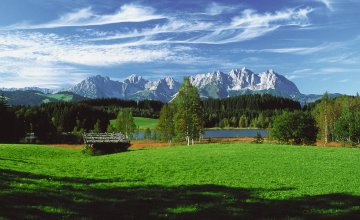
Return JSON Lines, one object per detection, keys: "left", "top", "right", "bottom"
{"left": 125, "top": 74, "right": 146, "bottom": 84}
{"left": 67, "top": 68, "right": 302, "bottom": 102}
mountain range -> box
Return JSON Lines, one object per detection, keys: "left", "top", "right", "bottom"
{"left": 67, "top": 68, "right": 325, "bottom": 103}
{"left": 1, "top": 68, "right": 339, "bottom": 105}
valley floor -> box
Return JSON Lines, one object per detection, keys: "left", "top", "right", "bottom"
{"left": 1, "top": 143, "right": 360, "bottom": 219}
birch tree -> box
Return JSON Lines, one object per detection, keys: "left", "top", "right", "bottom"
{"left": 173, "top": 77, "right": 204, "bottom": 145}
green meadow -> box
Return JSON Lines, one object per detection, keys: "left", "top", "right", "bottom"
{"left": 1, "top": 143, "right": 360, "bottom": 219}
{"left": 111, "top": 117, "right": 159, "bottom": 130}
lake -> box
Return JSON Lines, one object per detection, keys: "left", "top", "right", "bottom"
{"left": 134, "top": 129, "right": 268, "bottom": 139}
{"left": 203, "top": 129, "right": 268, "bottom": 138}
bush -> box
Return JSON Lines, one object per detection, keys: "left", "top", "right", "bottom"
{"left": 252, "top": 131, "right": 264, "bottom": 144}
{"left": 83, "top": 142, "right": 131, "bottom": 155}
{"left": 271, "top": 111, "right": 318, "bottom": 145}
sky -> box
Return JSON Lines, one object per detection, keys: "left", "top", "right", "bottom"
{"left": 0, "top": 0, "right": 359, "bottom": 95}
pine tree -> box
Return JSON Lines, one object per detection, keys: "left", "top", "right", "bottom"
{"left": 157, "top": 104, "right": 175, "bottom": 144}
{"left": 92, "top": 119, "right": 102, "bottom": 133}
{"left": 0, "top": 94, "right": 7, "bottom": 112}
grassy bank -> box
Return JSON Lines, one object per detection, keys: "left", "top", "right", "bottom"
{"left": 1, "top": 143, "right": 360, "bottom": 218}
{"left": 110, "top": 117, "right": 159, "bottom": 130}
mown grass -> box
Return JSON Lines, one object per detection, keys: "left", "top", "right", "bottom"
{"left": 111, "top": 117, "right": 159, "bottom": 130}
{"left": 1, "top": 143, "right": 360, "bottom": 219}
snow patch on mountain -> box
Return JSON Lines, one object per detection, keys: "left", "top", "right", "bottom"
{"left": 67, "top": 67, "right": 302, "bottom": 102}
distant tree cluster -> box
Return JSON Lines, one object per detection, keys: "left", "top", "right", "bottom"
{"left": 202, "top": 94, "right": 301, "bottom": 128}
{"left": 312, "top": 93, "right": 360, "bottom": 145}
{"left": 2, "top": 98, "right": 163, "bottom": 143}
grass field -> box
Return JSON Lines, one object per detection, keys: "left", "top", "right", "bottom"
{"left": 36, "top": 93, "right": 74, "bottom": 103}
{"left": 1, "top": 143, "right": 360, "bottom": 219}
{"left": 111, "top": 117, "right": 159, "bottom": 130}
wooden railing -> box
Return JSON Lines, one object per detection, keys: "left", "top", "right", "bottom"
{"left": 83, "top": 133, "right": 130, "bottom": 153}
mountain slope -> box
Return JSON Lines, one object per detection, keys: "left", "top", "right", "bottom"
{"left": 0, "top": 90, "right": 87, "bottom": 106}
{"left": 67, "top": 68, "right": 302, "bottom": 102}
{"left": 69, "top": 75, "right": 124, "bottom": 99}
{"left": 190, "top": 68, "right": 300, "bottom": 100}
{"left": 69, "top": 74, "right": 180, "bottom": 102}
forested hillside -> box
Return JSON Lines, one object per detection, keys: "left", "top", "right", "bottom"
{"left": 0, "top": 90, "right": 86, "bottom": 106}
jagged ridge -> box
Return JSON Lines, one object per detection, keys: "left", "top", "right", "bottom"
{"left": 66, "top": 68, "right": 301, "bottom": 102}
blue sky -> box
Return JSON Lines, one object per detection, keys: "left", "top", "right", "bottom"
{"left": 0, "top": 0, "right": 359, "bottom": 95}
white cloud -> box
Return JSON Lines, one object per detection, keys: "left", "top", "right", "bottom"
{"left": 181, "top": 7, "right": 312, "bottom": 44}
{"left": 0, "top": 59, "right": 88, "bottom": 88}
{"left": 292, "top": 68, "right": 313, "bottom": 74}
{"left": 260, "top": 45, "right": 327, "bottom": 55}
{"left": 0, "top": 31, "right": 194, "bottom": 88}
{"left": 319, "top": 68, "right": 360, "bottom": 74}
{"left": 3, "top": 4, "right": 165, "bottom": 29}
{"left": 90, "top": 19, "right": 213, "bottom": 42}
{"left": 204, "top": 2, "right": 239, "bottom": 15}
{"left": 0, "top": 32, "right": 175, "bottom": 66}
{"left": 317, "top": 0, "right": 334, "bottom": 11}
{"left": 94, "top": 6, "right": 314, "bottom": 45}
{"left": 0, "top": 4, "right": 322, "bottom": 88}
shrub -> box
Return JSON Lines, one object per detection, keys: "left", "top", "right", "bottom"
{"left": 271, "top": 111, "right": 317, "bottom": 145}
{"left": 252, "top": 131, "right": 264, "bottom": 144}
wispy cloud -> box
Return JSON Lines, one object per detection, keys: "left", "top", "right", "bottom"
{"left": 285, "top": 68, "right": 313, "bottom": 80}
{"left": 259, "top": 44, "right": 328, "bottom": 55}
{"left": 317, "top": 0, "right": 334, "bottom": 11}
{"left": 91, "top": 6, "right": 313, "bottom": 45}
{"left": 0, "top": 32, "right": 177, "bottom": 66}
{"left": 0, "top": 2, "right": 330, "bottom": 89}
{"left": 319, "top": 67, "right": 360, "bottom": 74}
{"left": 0, "top": 30, "right": 196, "bottom": 88}
{"left": 3, "top": 4, "right": 165, "bottom": 29}
{"left": 189, "top": 7, "right": 313, "bottom": 44}
{"left": 0, "top": 59, "right": 88, "bottom": 88}
{"left": 204, "top": 2, "right": 240, "bottom": 15}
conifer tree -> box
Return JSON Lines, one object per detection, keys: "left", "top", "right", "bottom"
{"left": 157, "top": 104, "right": 175, "bottom": 144}
{"left": 92, "top": 119, "right": 102, "bottom": 133}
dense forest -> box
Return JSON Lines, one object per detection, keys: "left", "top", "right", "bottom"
{"left": 202, "top": 94, "right": 301, "bottom": 128}
{"left": 1, "top": 98, "right": 163, "bottom": 143}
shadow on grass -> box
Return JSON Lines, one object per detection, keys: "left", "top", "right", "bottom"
{"left": 0, "top": 157, "right": 35, "bottom": 164}
{"left": 1, "top": 168, "right": 360, "bottom": 219}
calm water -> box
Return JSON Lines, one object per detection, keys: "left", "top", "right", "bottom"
{"left": 203, "top": 129, "right": 268, "bottom": 138}
{"left": 134, "top": 129, "right": 268, "bottom": 139}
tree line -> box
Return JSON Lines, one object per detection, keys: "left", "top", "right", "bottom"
{"left": 202, "top": 93, "right": 301, "bottom": 128}
{"left": 0, "top": 97, "right": 163, "bottom": 143}
{"left": 2, "top": 87, "right": 360, "bottom": 147}
{"left": 312, "top": 93, "right": 360, "bottom": 145}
